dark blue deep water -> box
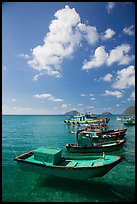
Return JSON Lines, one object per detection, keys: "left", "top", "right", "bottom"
{"left": 2, "top": 115, "right": 135, "bottom": 202}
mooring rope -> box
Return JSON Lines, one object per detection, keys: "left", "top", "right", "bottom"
{"left": 7, "top": 139, "right": 17, "bottom": 157}
{"left": 10, "top": 145, "right": 17, "bottom": 157}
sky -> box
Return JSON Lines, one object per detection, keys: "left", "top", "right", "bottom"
{"left": 2, "top": 2, "right": 135, "bottom": 115}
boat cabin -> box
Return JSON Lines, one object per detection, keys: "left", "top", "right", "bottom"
{"left": 33, "top": 147, "right": 63, "bottom": 165}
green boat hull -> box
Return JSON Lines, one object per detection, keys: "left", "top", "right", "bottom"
{"left": 66, "top": 139, "right": 126, "bottom": 153}
{"left": 78, "top": 133, "right": 125, "bottom": 144}
{"left": 63, "top": 148, "right": 126, "bottom": 159}
{"left": 16, "top": 159, "right": 119, "bottom": 180}
{"left": 124, "top": 122, "right": 135, "bottom": 126}
{"left": 14, "top": 147, "right": 121, "bottom": 181}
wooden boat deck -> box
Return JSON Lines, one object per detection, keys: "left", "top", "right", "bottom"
{"left": 22, "top": 154, "right": 114, "bottom": 168}
{"left": 24, "top": 154, "right": 95, "bottom": 167}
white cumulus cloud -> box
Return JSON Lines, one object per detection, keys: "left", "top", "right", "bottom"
{"left": 107, "top": 44, "right": 134, "bottom": 66}
{"left": 19, "top": 53, "right": 31, "bottom": 59}
{"left": 101, "top": 73, "right": 113, "bottom": 82}
{"left": 123, "top": 25, "right": 135, "bottom": 36}
{"left": 28, "top": 5, "right": 81, "bottom": 78}
{"left": 112, "top": 65, "right": 135, "bottom": 89}
{"left": 82, "top": 44, "right": 134, "bottom": 70}
{"left": 103, "top": 90, "right": 123, "bottom": 98}
{"left": 101, "top": 28, "right": 115, "bottom": 40}
{"left": 33, "top": 93, "right": 63, "bottom": 102}
{"left": 82, "top": 46, "right": 108, "bottom": 70}
{"left": 129, "top": 90, "right": 135, "bottom": 101}
{"left": 80, "top": 93, "right": 87, "bottom": 96}
{"left": 78, "top": 23, "right": 99, "bottom": 45}
{"left": 106, "top": 2, "right": 115, "bottom": 13}
{"left": 27, "top": 5, "right": 99, "bottom": 79}
{"left": 33, "top": 73, "right": 44, "bottom": 81}
{"left": 90, "top": 97, "right": 95, "bottom": 100}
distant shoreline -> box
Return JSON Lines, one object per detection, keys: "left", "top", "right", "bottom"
{"left": 2, "top": 114, "right": 134, "bottom": 116}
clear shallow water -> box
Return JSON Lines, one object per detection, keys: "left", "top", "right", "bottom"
{"left": 2, "top": 115, "right": 135, "bottom": 202}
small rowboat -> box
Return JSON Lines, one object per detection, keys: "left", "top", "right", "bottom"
{"left": 66, "top": 138, "right": 126, "bottom": 153}
{"left": 123, "top": 118, "right": 135, "bottom": 126}
{"left": 14, "top": 146, "right": 121, "bottom": 181}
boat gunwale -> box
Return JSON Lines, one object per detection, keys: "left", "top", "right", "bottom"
{"left": 79, "top": 128, "right": 127, "bottom": 134}
{"left": 67, "top": 138, "right": 126, "bottom": 148}
{"left": 79, "top": 132, "right": 126, "bottom": 138}
{"left": 66, "top": 139, "right": 126, "bottom": 154}
{"left": 14, "top": 150, "right": 121, "bottom": 170}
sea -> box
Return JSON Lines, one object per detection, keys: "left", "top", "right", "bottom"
{"left": 2, "top": 114, "right": 135, "bottom": 202}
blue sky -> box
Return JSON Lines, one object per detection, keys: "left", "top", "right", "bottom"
{"left": 2, "top": 2, "right": 135, "bottom": 115}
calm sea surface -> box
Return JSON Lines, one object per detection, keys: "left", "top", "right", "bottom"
{"left": 2, "top": 115, "right": 135, "bottom": 202}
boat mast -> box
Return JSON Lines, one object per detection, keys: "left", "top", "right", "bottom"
{"left": 76, "top": 131, "right": 79, "bottom": 146}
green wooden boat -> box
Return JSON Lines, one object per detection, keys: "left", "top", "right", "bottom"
{"left": 63, "top": 148, "right": 126, "bottom": 159}
{"left": 83, "top": 127, "right": 127, "bottom": 136}
{"left": 14, "top": 146, "right": 121, "bottom": 181}
{"left": 66, "top": 137, "right": 126, "bottom": 153}
{"left": 78, "top": 130, "right": 126, "bottom": 144}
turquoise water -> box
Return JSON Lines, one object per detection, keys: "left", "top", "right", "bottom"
{"left": 2, "top": 115, "right": 135, "bottom": 202}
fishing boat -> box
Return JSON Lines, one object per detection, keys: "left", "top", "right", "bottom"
{"left": 80, "top": 124, "right": 127, "bottom": 136}
{"left": 99, "top": 128, "right": 127, "bottom": 135}
{"left": 117, "top": 116, "right": 123, "bottom": 121}
{"left": 66, "top": 130, "right": 126, "bottom": 153}
{"left": 78, "top": 129, "right": 126, "bottom": 144}
{"left": 14, "top": 146, "right": 121, "bottom": 181}
{"left": 63, "top": 148, "right": 126, "bottom": 159}
{"left": 116, "top": 116, "right": 127, "bottom": 121}
{"left": 64, "top": 112, "right": 110, "bottom": 125}
{"left": 123, "top": 117, "right": 135, "bottom": 126}
{"left": 66, "top": 139, "right": 126, "bottom": 153}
